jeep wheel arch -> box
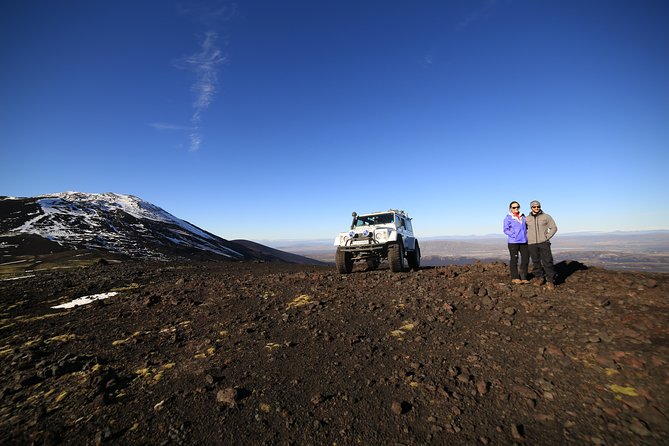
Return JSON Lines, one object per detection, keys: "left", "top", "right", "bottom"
{"left": 407, "top": 240, "right": 421, "bottom": 271}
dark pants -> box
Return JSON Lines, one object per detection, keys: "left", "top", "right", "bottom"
{"left": 508, "top": 243, "right": 529, "bottom": 280}
{"left": 528, "top": 241, "right": 556, "bottom": 284}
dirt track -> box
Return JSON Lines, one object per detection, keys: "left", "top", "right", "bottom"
{"left": 1, "top": 260, "right": 668, "bottom": 445}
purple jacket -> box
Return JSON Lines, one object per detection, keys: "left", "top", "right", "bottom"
{"left": 503, "top": 213, "right": 528, "bottom": 244}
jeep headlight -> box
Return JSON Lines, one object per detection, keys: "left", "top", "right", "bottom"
{"left": 375, "top": 230, "right": 389, "bottom": 242}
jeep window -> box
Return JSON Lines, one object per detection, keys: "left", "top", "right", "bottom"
{"left": 356, "top": 213, "right": 394, "bottom": 226}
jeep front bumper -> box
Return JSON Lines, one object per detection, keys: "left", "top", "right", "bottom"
{"left": 338, "top": 241, "right": 387, "bottom": 253}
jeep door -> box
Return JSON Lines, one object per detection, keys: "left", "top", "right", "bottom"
{"left": 396, "top": 215, "right": 416, "bottom": 250}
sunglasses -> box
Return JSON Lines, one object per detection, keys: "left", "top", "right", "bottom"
{"left": 511, "top": 206, "right": 519, "bottom": 209}
{"left": 532, "top": 206, "right": 541, "bottom": 209}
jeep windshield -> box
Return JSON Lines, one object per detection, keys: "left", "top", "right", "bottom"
{"left": 355, "top": 213, "right": 394, "bottom": 227}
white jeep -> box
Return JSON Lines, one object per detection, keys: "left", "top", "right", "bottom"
{"left": 333, "top": 210, "right": 420, "bottom": 273}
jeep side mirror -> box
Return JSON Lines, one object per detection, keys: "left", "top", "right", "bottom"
{"left": 351, "top": 212, "right": 358, "bottom": 229}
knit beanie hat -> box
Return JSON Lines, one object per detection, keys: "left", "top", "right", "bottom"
{"left": 530, "top": 200, "right": 541, "bottom": 207}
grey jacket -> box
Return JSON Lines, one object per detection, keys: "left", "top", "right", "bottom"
{"left": 526, "top": 211, "right": 557, "bottom": 244}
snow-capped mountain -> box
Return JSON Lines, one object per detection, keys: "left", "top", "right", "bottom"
{"left": 0, "top": 192, "right": 265, "bottom": 261}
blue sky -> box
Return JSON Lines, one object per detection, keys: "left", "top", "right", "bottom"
{"left": 2, "top": 0, "right": 668, "bottom": 241}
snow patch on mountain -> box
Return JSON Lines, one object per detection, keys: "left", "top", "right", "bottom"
{"left": 4, "top": 192, "right": 244, "bottom": 260}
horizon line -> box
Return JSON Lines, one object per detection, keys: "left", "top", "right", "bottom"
{"left": 247, "top": 229, "right": 669, "bottom": 244}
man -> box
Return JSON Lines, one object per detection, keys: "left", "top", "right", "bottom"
{"left": 526, "top": 200, "right": 558, "bottom": 289}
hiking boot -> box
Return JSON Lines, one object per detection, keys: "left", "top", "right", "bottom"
{"left": 545, "top": 282, "right": 555, "bottom": 291}
{"left": 520, "top": 279, "right": 530, "bottom": 284}
{"left": 531, "top": 277, "right": 545, "bottom": 286}
{"left": 511, "top": 279, "right": 523, "bottom": 284}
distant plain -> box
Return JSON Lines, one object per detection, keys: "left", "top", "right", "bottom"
{"left": 272, "top": 231, "right": 669, "bottom": 273}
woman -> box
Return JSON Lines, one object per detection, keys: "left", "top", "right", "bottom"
{"left": 503, "top": 201, "right": 529, "bottom": 284}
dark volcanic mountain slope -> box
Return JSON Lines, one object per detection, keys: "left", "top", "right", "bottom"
{"left": 0, "top": 192, "right": 270, "bottom": 262}
{"left": 232, "top": 239, "right": 327, "bottom": 265}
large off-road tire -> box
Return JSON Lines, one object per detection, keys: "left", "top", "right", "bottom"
{"left": 388, "top": 240, "right": 405, "bottom": 273}
{"left": 407, "top": 240, "right": 421, "bottom": 271}
{"left": 336, "top": 247, "right": 353, "bottom": 274}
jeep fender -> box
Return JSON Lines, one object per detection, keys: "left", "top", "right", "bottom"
{"left": 403, "top": 236, "right": 417, "bottom": 251}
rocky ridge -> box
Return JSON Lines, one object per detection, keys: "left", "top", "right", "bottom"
{"left": 0, "top": 260, "right": 667, "bottom": 445}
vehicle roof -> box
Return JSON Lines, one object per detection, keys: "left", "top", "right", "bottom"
{"left": 358, "top": 209, "right": 410, "bottom": 218}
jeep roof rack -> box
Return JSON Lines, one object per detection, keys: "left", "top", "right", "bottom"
{"left": 387, "top": 209, "right": 409, "bottom": 218}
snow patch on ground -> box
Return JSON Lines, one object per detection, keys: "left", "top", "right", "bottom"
{"left": 0, "top": 274, "right": 36, "bottom": 281}
{"left": 0, "top": 259, "right": 28, "bottom": 265}
{"left": 52, "top": 292, "right": 119, "bottom": 309}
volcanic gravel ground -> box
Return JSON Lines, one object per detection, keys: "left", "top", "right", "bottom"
{"left": 1, "top": 260, "right": 668, "bottom": 445}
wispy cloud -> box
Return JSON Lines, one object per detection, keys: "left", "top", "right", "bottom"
{"left": 456, "top": 0, "right": 499, "bottom": 32}
{"left": 149, "top": 122, "right": 194, "bottom": 131}
{"left": 178, "top": 1, "right": 236, "bottom": 27}
{"left": 149, "top": 2, "right": 233, "bottom": 152}
{"left": 423, "top": 54, "right": 434, "bottom": 68}
{"left": 176, "top": 31, "right": 226, "bottom": 152}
